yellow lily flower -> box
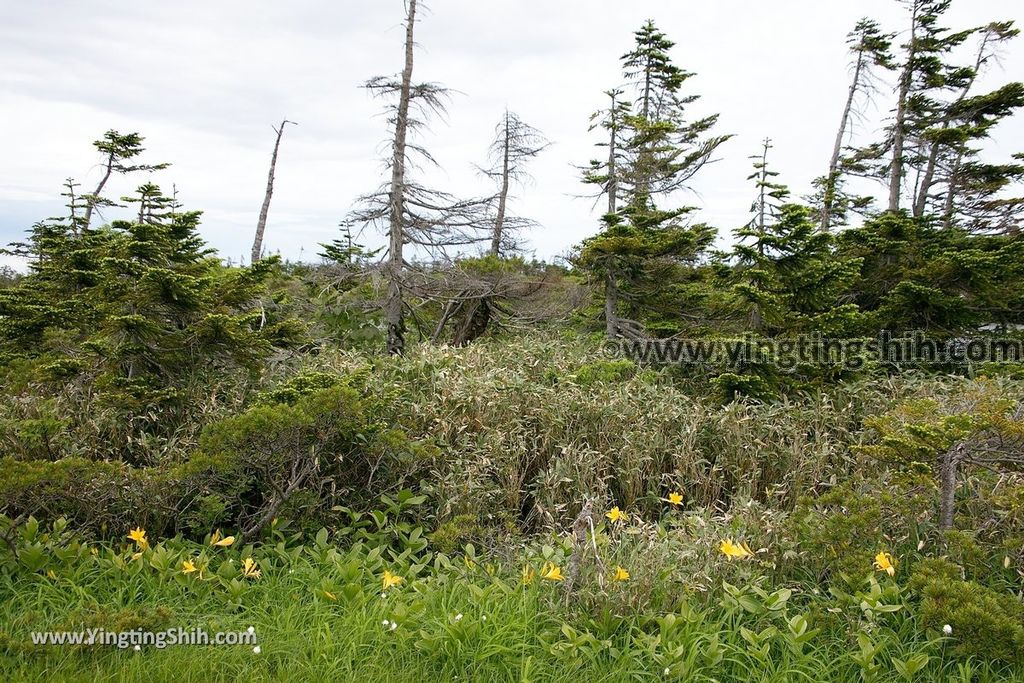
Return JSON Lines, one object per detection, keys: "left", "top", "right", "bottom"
{"left": 541, "top": 562, "right": 564, "bottom": 581}
{"left": 521, "top": 565, "right": 535, "bottom": 585}
{"left": 181, "top": 559, "right": 198, "bottom": 574}
{"left": 210, "top": 529, "right": 235, "bottom": 547}
{"left": 127, "top": 527, "right": 149, "bottom": 551}
{"left": 719, "top": 539, "right": 754, "bottom": 560}
{"left": 613, "top": 566, "right": 630, "bottom": 582}
{"left": 382, "top": 570, "right": 404, "bottom": 591}
{"left": 873, "top": 551, "right": 896, "bottom": 577}
{"left": 241, "top": 557, "right": 261, "bottom": 579}
{"left": 323, "top": 590, "right": 337, "bottom": 601}
{"left": 606, "top": 507, "right": 626, "bottom": 523}
{"left": 667, "top": 492, "right": 684, "bottom": 507}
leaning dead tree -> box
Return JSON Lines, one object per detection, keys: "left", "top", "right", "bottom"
{"left": 347, "top": 0, "right": 489, "bottom": 355}
{"left": 424, "top": 260, "right": 553, "bottom": 347}
{"left": 939, "top": 401, "right": 1024, "bottom": 530}
{"left": 478, "top": 110, "right": 549, "bottom": 257}
{"left": 252, "top": 118, "right": 296, "bottom": 263}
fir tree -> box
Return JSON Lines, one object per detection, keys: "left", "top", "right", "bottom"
{"left": 578, "top": 20, "right": 730, "bottom": 339}
{"left": 732, "top": 148, "right": 861, "bottom": 335}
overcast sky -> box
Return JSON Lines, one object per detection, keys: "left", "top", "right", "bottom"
{"left": 2, "top": 0, "right": 1022, "bottom": 269}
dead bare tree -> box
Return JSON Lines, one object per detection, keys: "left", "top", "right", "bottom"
{"left": 478, "top": 110, "right": 549, "bottom": 257}
{"left": 424, "top": 260, "right": 553, "bottom": 346}
{"left": 252, "top": 118, "right": 296, "bottom": 263}
{"left": 348, "top": 0, "right": 489, "bottom": 355}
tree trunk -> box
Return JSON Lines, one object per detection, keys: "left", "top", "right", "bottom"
{"left": 607, "top": 100, "right": 618, "bottom": 216}
{"left": 83, "top": 154, "right": 114, "bottom": 230}
{"left": 604, "top": 267, "right": 619, "bottom": 338}
{"left": 914, "top": 133, "right": 944, "bottom": 218}
{"left": 942, "top": 149, "right": 964, "bottom": 230}
{"left": 821, "top": 51, "right": 865, "bottom": 232}
{"left": 888, "top": 4, "right": 919, "bottom": 213}
{"left": 491, "top": 111, "right": 510, "bottom": 257}
{"left": 252, "top": 119, "right": 292, "bottom": 263}
{"left": 914, "top": 40, "right": 984, "bottom": 219}
{"left": 385, "top": 0, "right": 417, "bottom": 356}
{"left": 939, "top": 442, "right": 964, "bottom": 530}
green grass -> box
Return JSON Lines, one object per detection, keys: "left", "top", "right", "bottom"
{"left": 2, "top": 524, "right": 1023, "bottom": 682}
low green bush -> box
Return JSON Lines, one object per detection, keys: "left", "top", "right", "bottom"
{"left": 911, "top": 558, "right": 1024, "bottom": 663}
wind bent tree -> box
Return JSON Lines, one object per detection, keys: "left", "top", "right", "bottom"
{"left": 817, "top": 18, "right": 894, "bottom": 232}
{"left": 82, "top": 131, "right": 168, "bottom": 230}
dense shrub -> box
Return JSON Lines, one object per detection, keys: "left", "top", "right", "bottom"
{"left": 0, "top": 386, "right": 437, "bottom": 539}
{"left": 787, "top": 474, "right": 936, "bottom": 581}
{"left": 270, "top": 335, "right": 907, "bottom": 530}
{"left": 911, "top": 558, "right": 1024, "bottom": 663}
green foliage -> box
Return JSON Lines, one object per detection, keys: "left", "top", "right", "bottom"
{"left": 789, "top": 476, "right": 934, "bottom": 581}
{"left": 911, "top": 558, "right": 1024, "bottom": 663}
{"left": 731, "top": 203, "right": 863, "bottom": 336}
{"left": 252, "top": 370, "right": 344, "bottom": 406}
{"left": 837, "top": 212, "right": 1024, "bottom": 334}
{"left": 0, "top": 183, "right": 305, "bottom": 463}
{"left": 577, "top": 20, "right": 730, "bottom": 337}
{"left": 0, "top": 384, "right": 436, "bottom": 538}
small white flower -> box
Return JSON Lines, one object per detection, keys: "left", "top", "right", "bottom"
{"left": 943, "top": 624, "right": 953, "bottom": 635}
{"left": 390, "top": 621, "right": 398, "bottom": 631}
{"left": 664, "top": 667, "right": 671, "bottom": 675}
{"left": 481, "top": 615, "right": 487, "bottom": 621}
{"left": 253, "top": 645, "right": 262, "bottom": 655}
{"left": 247, "top": 626, "right": 255, "bottom": 634}
{"left": 454, "top": 613, "right": 463, "bottom": 621}
{"left": 382, "top": 619, "right": 390, "bottom": 626}
{"left": 133, "top": 645, "right": 141, "bottom": 652}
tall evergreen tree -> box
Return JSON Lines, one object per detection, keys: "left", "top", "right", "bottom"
{"left": 579, "top": 20, "right": 730, "bottom": 339}
{"left": 82, "top": 131, "right": 169, "bottom": 230}
{"left": 876, "top": 0, "right": 975, "bottom": 212}
{"left": 912, "top": 22, "right": 1022, "bottom": 222}
{"left": 817, "top": 18, "right": 895, "bottom": 231}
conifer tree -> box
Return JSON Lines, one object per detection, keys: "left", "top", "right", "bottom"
{"left": 82, "top": 131, "right": 168, "bottom": 229}
{"left": 912, "top": 22, "right": 1023, "bottom": 222}
{"left": 837, "top": 212, "right": 1024, "bottom": 333}
{"left": 582, "top": 88, "right": 631, "bottom": 216}
{"left": 732, "top": 147, "right": 861, "bottom": 335}
{"left": 817, "top": 18, "right": 894, "bottom": 231}
{"left": 578, "top": 20, "right": 730, "bottom": 339}
{"left": 873, "top": 0, "right": 975, "bottom": 212}
{"left": 0, "top": 176, "right": 304, "bottom": 462}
